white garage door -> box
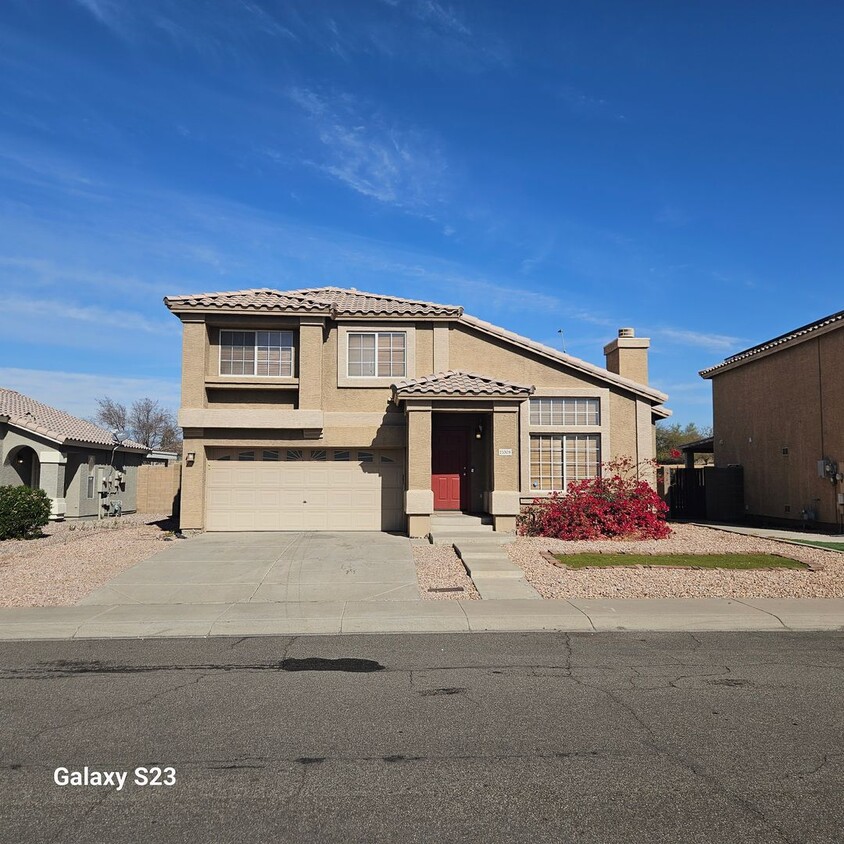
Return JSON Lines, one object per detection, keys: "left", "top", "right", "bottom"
{"left": 205, "top": 447, "right": 405, "bottom": 531}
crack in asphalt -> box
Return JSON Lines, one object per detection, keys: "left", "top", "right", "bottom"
{"left": 565, "top": 673, "right": 800, "bottom": 844}
{"left": 25, "top": 673, "right": 215, "bottom": 745}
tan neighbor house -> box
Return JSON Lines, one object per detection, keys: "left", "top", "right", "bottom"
{"left": 165, "top": 287, "right": 669, "bottom": 536}
{"left": 701, "top": 308, "right": 844, "bottom": 530}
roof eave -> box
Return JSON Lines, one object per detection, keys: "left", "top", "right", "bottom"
{"left": 458, "top": 315, "right": 668, "bottom": 404}
{"left": 393, "top": 391, "right": 532, "bottom": 401}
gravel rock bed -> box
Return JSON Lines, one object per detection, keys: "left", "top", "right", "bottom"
{"left": 506, "top": 523, "right": 844, "bottom": 599}
{"left": 0, "top": 514, "right": 173, "bottom": 607}
{"left": 413, "top": 543, "right": 479, "bottom": 600}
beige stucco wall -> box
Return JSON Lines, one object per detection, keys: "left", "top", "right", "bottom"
{"left": 711, "top": 328, "right": 844, "bottom": 526}
{"left": 174, "top": 312, "right": 661, "bottom": 531}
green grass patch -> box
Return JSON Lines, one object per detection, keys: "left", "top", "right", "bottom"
{"left": 786, "top": 539, "right": 844, "bottom": 552}
{"left": 553, "top": 553, "right": 809, "bottom": 570}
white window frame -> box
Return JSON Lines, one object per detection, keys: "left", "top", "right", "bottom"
{"left": 529, "top": 433, "right": 602, "bottom": 492}
{"left": 347, "top": 331, "right": 406, "bottom": 378}
{"left": 520, "top": 388, "right": 611, "bottom": 495}
{"left": 219, "top": 330, "right": 295, "bottom": 377}
{"left": 336, "top": 324, "right": 416, "bottom": 387}
{"left": 530, "top": 397, "right": 600, "bottom": 426}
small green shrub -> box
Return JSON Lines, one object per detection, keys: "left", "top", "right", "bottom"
{"left": 0, "top": 485, "right": 52, "bottom": 540}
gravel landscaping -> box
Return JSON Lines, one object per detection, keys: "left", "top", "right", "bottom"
{"left": 413, "top": 543, "right": 480, "bottom": 600}
{"left": 507, "top": 523, "right": 844, "bottom": 599}
{"left": 0, "top": 514, "right": 172, "bottom": 607}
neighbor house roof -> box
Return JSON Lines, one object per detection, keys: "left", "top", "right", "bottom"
{"left": 700, "top": 308, "right": 844, "bottom": 378}
{"left": 392, "top": 370, "right": 534, "bottom": 400}
{"left": 163, "top": 285, "right": 669, "bottom": 409}
{"left": 0, "top": 389, "right": 148, "bottom": 452}
{"left": 164, "top": 286, "right": 462, "bottom": 318}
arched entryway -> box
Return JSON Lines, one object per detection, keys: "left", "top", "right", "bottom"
{"left": 6, "top": 445, "right": 40, "bottom": 489}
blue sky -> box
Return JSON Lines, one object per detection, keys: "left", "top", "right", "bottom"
{"left": 1, "top": 1, "right": 843, "bottom": 426}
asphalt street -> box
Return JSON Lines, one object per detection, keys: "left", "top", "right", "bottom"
{"left": 1, "top": 631, "right": 842, "bottom": 843}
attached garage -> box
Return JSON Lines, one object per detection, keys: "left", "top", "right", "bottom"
{"left": 205, "top": 447, "right": 405, "bottom": 531}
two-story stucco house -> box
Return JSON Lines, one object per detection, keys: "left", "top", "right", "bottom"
{"left": 164, "top": 287, "right": 669, "bottom": 536}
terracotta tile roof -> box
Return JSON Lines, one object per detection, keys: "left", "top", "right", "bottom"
{"left": 700, "top": 308, "right": 844, "bottom": 377}
{"left": 392, "top": 370, "right": 534, "bottom": 398}
{"left": 290, "top": 286, "right": 462, "bottom": 317}
{"left": 163, "top": 286, "right": 667, "bottom": 405}
{"left": 163, "top": 288, "right": 328, "bottom": 313}
{"left": 0, "top": 389, "right": 148, "bottom": 451}
{"left": 164, "top": 286, "right": 462, "bottom": 318}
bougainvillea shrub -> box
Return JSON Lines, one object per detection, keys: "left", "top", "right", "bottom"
{"left": 517, "top": 457, "right": 670, "bottom": 541}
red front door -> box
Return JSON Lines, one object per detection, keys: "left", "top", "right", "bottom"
{"left": 432, "top": 428, "right": 468, "bottom": 510}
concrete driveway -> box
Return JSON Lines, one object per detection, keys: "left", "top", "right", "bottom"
{"left": 79, "top": 532, "right": 420, "bottom": 606}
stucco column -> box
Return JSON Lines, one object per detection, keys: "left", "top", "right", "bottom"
{"left": 180, "top": 319, "right": 207, "bottom": 409}
{"left": 178, "top": 435, "right": 205, "bottom": 532}
{"left": 405, "top": 402, "right": 433, "bottom": 537}
{"left": 298, "top": 318, "right": 325, "bottom": 410}
{"left": 490, "top": 405, "right": 520, "bottom": 532}
{"left": 635, "top": 399, "right": 657, "bottom": 485}
{"left": 38, "top": 450, "right": 67, "bottom": 520}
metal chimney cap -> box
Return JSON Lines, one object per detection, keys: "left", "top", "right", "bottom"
{"left": 618, "top": 327, "right": 636, "bottom": 338}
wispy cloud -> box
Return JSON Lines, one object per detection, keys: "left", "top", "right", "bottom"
{"left": 0, "top": 298, "right": 176, "bottom": 339}
{"left": 652, "top": 327, "right": 744, "bottom": 353}
{"left": 71, "top": 0, "right": 505, "bottom": 68}
{"left": 283, "top": 87, "right": 450, "bottom": 213}
{"left": 0, "top": 367, "right": 180, "bottom": 420}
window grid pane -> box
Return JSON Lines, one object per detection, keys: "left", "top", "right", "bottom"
{"left": 530, "top": 398, "right": 600, "bottom": 426}
{"left": 348, "top": 333, "right": 376, "bottom": 377}
{"left": 530, "top": 434, "right": 601, "bottom": 490}
{"left": 347, "top": 332, "right": 406, "bottom": 377}
{"left": 222, "top": 330, "right": 294, "bottom": 376}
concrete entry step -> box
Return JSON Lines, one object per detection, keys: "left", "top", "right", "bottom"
{"left": 430, "top": 532, "right": 517, "bottom": 545}
{"left": 460, "top": 557, "right": 525, "bottom": 579}
{"left": 431, "top": 511, "right": 493, "bottom": 524}
{"left": 472, "top": 577, "right": 542, "bottom": 600}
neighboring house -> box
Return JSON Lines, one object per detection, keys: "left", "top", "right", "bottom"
{"left": 0, "top": 389, "right": 148, "bottom": 520}
{"left": 165, "top": 287, "right": 670, "bottom": 536}
{"left": 701, "top": 308, "right": 844, "bottom": 529}
{"left": 144, "top": 450, "right": 180, "bottom": 466}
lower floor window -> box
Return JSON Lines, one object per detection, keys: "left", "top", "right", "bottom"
{"left": 530, "top": 434, "right": 601, "bottom": 490}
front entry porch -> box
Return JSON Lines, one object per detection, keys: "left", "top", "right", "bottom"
{"left": 392, "top": 370, "right": 534, "bottom": 538}
{"left": 431, "top": 411, "right": 490, "bottom": 514}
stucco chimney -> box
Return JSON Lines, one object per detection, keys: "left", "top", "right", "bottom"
{"left": 603, "top": 328, "right": 650, "bottom": 384}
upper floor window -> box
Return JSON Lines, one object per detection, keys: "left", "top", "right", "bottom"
{"left": 220, "top": 330, "right": 294, "bottom": 377}
{"left": 530, "top": 397, "right": 600, "bottom": 426}
{"left": 347, "top": 332, "right": 406, "bottom": 378}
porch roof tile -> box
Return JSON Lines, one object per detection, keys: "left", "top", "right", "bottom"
{"left": 392, "top": 370, "right": 535, "bottom": 399}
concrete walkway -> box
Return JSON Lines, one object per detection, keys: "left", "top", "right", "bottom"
{"left": 0, "top": 597, "right": 841, "bottom": 639}
{"left": 429, "top": 512, "right": 540, "bottom": 599}
{"left": 79, "top": 531, "right": 420, "bottom": 605}
{"left": 699, "top": 523, "right": 844, "bottom": 545}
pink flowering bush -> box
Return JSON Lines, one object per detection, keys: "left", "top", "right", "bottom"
{"left": 517, "top": 457, "right": 670, "bottom": 541}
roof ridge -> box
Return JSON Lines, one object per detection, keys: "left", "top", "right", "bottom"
{"left": 165, "top": 287, "right": 316, "bottom": 302}
{"left": 290, "top": 286, "right": 462, "bottom": 310}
